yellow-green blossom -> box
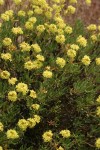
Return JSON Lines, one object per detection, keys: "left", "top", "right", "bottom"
{"left": 0, "top": 122, "right": 4, "bottom": 132}
{"left": 67, "top": 49, "right": 76, "bottom": 58}
{"left": 8, "top": 91, "right": 17, "bottom": 102}
{"left": 30, "top": 90, "right": 37, "bottom": 98}
{"left": 3, "top": 38, "right": 12, "bottom": 46}
{"left": 31, "top": 104, "right": 40, "bottom": 110}
{"left": 81, "top": 55, "right": 91, "bottom": 66}
{"left": 95, "top": 58, "right": 100, "bottom": 65}
{"left": 95, "top": 138, "right": 100, "bottom": 149}
{"left": 0, "top": 70, "right": 10, "bottom": 79}
{"left": 0, "top": 0, "right": 4, "bottom": 5}
{"left": 18, "top": 119, "right": 28, "bottom": 131}
{"left": 56, "top": 57, "right": 66, "bottom": 68}
{"left": 43, "top": 70, "right": 53, "bottom": 78}
{"left": 6, "top": 129, "right": 19, "bottom": 139}
{"left": 16, "top": 83, "right": 28, "bottom": 95}
{"left": 31, "top": 44, "right": 41, "bottom": 53}
{"left": 1, "top": 53, "right": 12, "bottom": 61}
{"left": 42, "top": 130, "right": 53, "bottom": 142}
{"left": 27, "top": 118, "right": 36, "bottom": 128}
{"left": 77, "top": 35, "right": 87, "bottom": 47}
{"left": 8, "top": 77, "right": 17, "bottom": 85}
{"left": 56, "top": 34, "right": 65, "bottom": 44}
{"left": 96, "top": 106, "right": 100, "bottom": 117}
{"left": 60, "top": 129, "right": 71, "bottom": 138}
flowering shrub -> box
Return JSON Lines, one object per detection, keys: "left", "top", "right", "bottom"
{"left": 0, "top": 0, "right": 100, "bottom": 150}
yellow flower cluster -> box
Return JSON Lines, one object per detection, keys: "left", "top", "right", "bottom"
{"left": 77, "top": 35, "right": 87, "bottom": 47}
{"left": 56, "top": 34, "right": 65, "bottom": 44}
{"left": 43, "top": 70, "right": 53, "bottom": 78}
{"left": 81, "top": 55, "right": 91, "bottom": 66}
{"left": 0, "top": 0, "right": 99, "bottom": 149}
{"left": 16, "top": 82, "right": 28, "bottom": 95}
{"left": 3, "top": 38, "right": 12, "bottom": 46}
{"left": 65, "top": 26, "right": 73, "bottom": 34}
{"left": 0, "top": 70, "right": 10, "bottom": 79}
{"left": 8, "top": 91, "right": 17, "bottom": 102}
{"left": 27, "top": 118, "right": 36, "bottom": 128}
{"left": 42, "top": 130, "right": 53, "bottom": 142}
{"left": 96, "top": 106, "right": 100, "bottom": 117}
{"left": 96, "top": 95, "right": 100, "bottom": 103}
{"left": 67, "top": 49, "right": 76, "bottom": 58}
{"left": 20, "top": 42, "right": 31, "bottom": 52}
{"left": 12, "top": 27, "right": 23, "bottom": 35}
{"left": 1, "top": 10, "right": 13, "bottom": 21}
{"left": 1, "top": 13, "right": 10, "bottom": 21}
{"left": 25, "top": 17, "right": 37, "bottom": 30}
{"left": 0, "top": 23, "right": 2, "bottom": 28}
{"left": 70, "top": 44, "right": 79, "bottom": 51}
{"left": 87, "top": 24, "right": 97, "bottom": 31}
{"left": 13, "top": 0, "right": 22, "bottom": 5}
{"left": 36, "top": 25, "right": 45, "bottom": 33}
{"left": 0, "top": 0, "right": 4, "bottom": 5}
{"left": 34, "top": 115, "right": 41, "bottom": 123}
{"left": 31, "top": 44, "right": 41, "bottom": 53}
{"left": 36, "top": 54, "right": 45, "bottom": 62}
{"left": 8, "top": 77, "right": 17, "bottom": 85}
{"left": 27, "top": 10, "right": 34, "bottom": 16}
{"left": 18, "top": 10, "right": 26, "bottom": 17}
{"left": 6, "top": 129, "right": 19, "bottom": 139}
{"left": 66, "top": 5, "right": 76, "bottom": 14}
{"left": 1, "top": 53, "right": 12, "bottom": 61}
{"left": 91, "top": 35, "right": 97, "bottom": 42}
{"left": 25, "top": 21, "right": 34, "bottom": 30}
{"left": 24, "top": 61, "right": 34, "bottom": 70}
{"left": 31, "top": 104, "right": 40, "bottom": 110}
{"left": 30, "top": 90, "right": 37, "bottom": 99}
{"left": 0, "top": 122, "right": 4, "bottom": 132}
{"left": 56, "top": 57, "right": 66, "bottom": 68}
{"left": 18, "top": 119, "right": 28, "bottom": 131}
{"left": 18, "top": 115, "right": 41, "bottom": 131}
{"left": 60, "top": 129, "right": 71, "bottom": 138}
{"left": 0, "top": 146, "right": 3, "bottom": 150}
{"left": 48, "top": 24, "right": 57, "bottom": 33}
{"left": 95, "top": 138, "right": 100, "bottom": 148}
{"left": 85, "top": 0, "right": 91, "bottom": 5}
{"left": 57, "top": 146, "right": 64, "bottom": 150}
{"left": 95, "top": 58, "right": 100, "bottom": 65}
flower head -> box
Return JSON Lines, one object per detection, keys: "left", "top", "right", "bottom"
{"left": 77, "top": 35, "right": 87, "bottom": 47}
{"left": 0, "top": 122, "right": 4, "bottom": 132}
{"left": 16, "top": 83, "right": 28, "bottom": 95}
{"left": 81, "top": 55, "right": 91, "bottom": 66}
{"left": 60, "top": 129, "right": 71, "bottom": 138}
{"left": 8, "top": 91, "right": 17, "bottom": 102}
{"left": 56, "top": 57, "right": 66, "bottom": 68}
{"left": 0, "top": 70, "right": 10, "bottom": 79}
{"left": 56, "top": 34, "right": 65, "bottom": 44}
{"left": 3, "top": 38, "right": 12, "bottom": 46}
{"left": 95, "top": 58, "right": 100, "bottom": 65}
{"left": 43, "top": 70, "right": 53, "bottom": 78}
{"left": 6, "top": 129, "right": 19, "bottom": 139}
{"left": 8, "top": 77, "right": 17, "bottom": 85}
{"left": 95, "top": 138, "right": 100, "bottom": 148}
{"left": 18, "top": 119, "right": 28, "bottom": 131}
{"left": 42, "top": 130, "right": 53, "bottom": 142}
